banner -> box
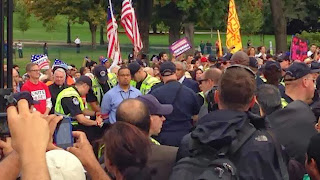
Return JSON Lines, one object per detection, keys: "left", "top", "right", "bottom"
{"left": 226, "top": 0, "right": 242, "bottom": 54}
{"left": 169, "top": 37, "right": 192, "bottom": 57}
{"left": 30, "top": 54, "right": 49, "bottom": 70}
{"left": 290, "top": 36, "right": 308, "bottom": 62}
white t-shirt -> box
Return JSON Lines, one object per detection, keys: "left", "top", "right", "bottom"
{"left": 307, "top": 51, "right": 313, "bottom": 57}
{"left": 74, "top": 38, "right": 81, "bottom": 45}
{"left": 17, "top": 43, "right": 23, "bottom": 49}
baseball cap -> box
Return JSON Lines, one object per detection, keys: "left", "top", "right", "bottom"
{"left": 76, "top": 75, "right": 92, "bottom": 87}
{"left": 101, "top": 58, "right": 108, "bottom": 65}
{"left": 128, "top": 62, "right": 141, "bottom": 76}
{"left": 13, "top": 91, "right": 40, "bottom": 105}
{"left": 265, "top": 61, "right": 281, "bottom": 71}
{"left": 93, "top": 65, "right": 108, "bottom": 82}
{"left": 208, "top": 55, "right": 217, "bottom": 62}
{"left": 137, "top": 94, "right": 173, "bottom": 115}
{"left": 311, "top": 62, "right": 320, "bottom": 73}
{"left": 200, "top": 57, "right": 208, "bottom": 63}
{"left": 249, "top": 57, "right": 258, "bottom": 69}
{"left": 306, "top": 134, "right": 320, "bottom": 164}
{"left": 160, "top": 61, "right": 176, "bottom": 76}
{"left": 285, "top": 62, "right": 311, "bottom": 80}
{"left": 46, "top": 150, "right": 86, "bottom": 180}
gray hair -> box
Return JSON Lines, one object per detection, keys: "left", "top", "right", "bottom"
{"left": 54, "top": 68, "right": 66, "bottom": 78}
{"left": 173, "top": 61, "right": 187, "bottom": 71}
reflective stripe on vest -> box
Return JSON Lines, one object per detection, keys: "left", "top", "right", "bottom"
{"left": 150, "top": 137, "right": 160, "bottom": 145}
{"left": 281, "top": 98, "right": 288, "bottom": 108}
{"left": 260, "top": 75, "right": 267, "bottom": 83}
{"left": 140, "top": 74, "right": 160, "bottom": 95}
{"left": 55, "top": 87, "right": 85, "bottom": 125}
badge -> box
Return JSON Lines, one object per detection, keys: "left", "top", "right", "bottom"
{"left": 100, "top": 71, "right": 106, "bottom": 77}
{"left": 73, "top": 98, "right": 79, "bottom": 105}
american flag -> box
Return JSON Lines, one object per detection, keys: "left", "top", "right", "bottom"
{"left": 107, "top": 6, "right": 122, "bottom": 64}
{"left": 52, "top": 59, "right": 68, "bottom": 70}
{"left": 121, "top": 0, "right": 143, "bottom": 52}
{"left": 30, "top": 54, "right": 49, "bottom": 69}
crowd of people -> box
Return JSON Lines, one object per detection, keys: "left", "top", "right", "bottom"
{"left": 1, "top": 43, "right": 320, "bottom": 180}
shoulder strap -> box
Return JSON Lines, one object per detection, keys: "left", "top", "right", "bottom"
{"left": 228, "top": 122, "right": 256, "bottom": 155}
{"left": 267, "top": 130, "right": 289, "bottom": 180}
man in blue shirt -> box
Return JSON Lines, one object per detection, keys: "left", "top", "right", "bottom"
{"left": 101, "top": 66, "right": 141, "bottom": 124}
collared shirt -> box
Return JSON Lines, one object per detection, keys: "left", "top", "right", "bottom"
{"left": 178, "top": 75, "right": 186, "bottom": 84}
{"left": 101, "top": 84, "right": 141, "bottom": 124}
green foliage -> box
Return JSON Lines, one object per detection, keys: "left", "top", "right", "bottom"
{"left": 296, "top": 31, "right": 320, "bottom": 47}
{"left": 16, "top": 1, "right": 30, "bottom": 33}
{"left": 237, "top": 0, "right": 264, "bottom": 35}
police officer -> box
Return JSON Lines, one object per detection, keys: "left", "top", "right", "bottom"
{"left": 128, "top": 62, "right": 160, "bottom": 95}
{"left": 86, "top": 65, "right": 117, "bottom": 112}
{"left": 55, "top": 76, "right": 103, "bottom": 132}
{"left": 150, "top": 61, "right": 201, "bottom": 147}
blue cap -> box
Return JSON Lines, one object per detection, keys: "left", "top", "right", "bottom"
{"left": 311, "top": 62, "right": 320, "bottom": 73}
{"left": 101, "top": 58, "right": 109, "bottom": 64}
{"left": 285, "top": 62, "right": 310, "bottom": 80}
{"left": 160, "top": 61, "right": 176, "bottom": 76}
{"left": 265, "top": 60, "right": 281, "bottom": 71}
{"left": 137, "top": 94, "right": 173, "bottom": 115}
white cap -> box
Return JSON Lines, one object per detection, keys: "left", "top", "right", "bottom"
{"left": 46, "top": 150, "right": 86, "bottom": 180}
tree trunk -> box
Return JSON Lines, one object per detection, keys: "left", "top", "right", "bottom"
{"left": 152, "top": 23, "right": 157, "bottom": 34}
{"left": 100, "top": 25, "right": 104, "bottom": 45}
{"left": 136, "top": 0, "right": 153, "bottom": 53}
{"left": 168, "top": 23, "right": 180, "bottom": 45}
{"left": 269, "top": 0, "right": 287, "bottom": 53}
{"left": 184, "top": 22, "right": 194, "bottom": 54}
{"left": 67, "top": 21, "right": 71, "bottom": 44}
{"left": 89, "top": 22, "right": 97, "bottom": 49}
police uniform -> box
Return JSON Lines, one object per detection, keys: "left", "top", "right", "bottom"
{"left": 128, "top": 62, "right": 160, "bottom": 95}
{"left": 130, "top": 73, "right": 160, "bottom": 95}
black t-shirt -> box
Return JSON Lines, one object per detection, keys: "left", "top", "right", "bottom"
{"left": 61, "top": 96, "right": 83, "bottom": 117}
{"left": 86, "top": 82, "right": 110, "bottom": 104}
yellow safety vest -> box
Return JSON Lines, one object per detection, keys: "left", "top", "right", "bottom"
{"left": 131, "top": 74, "right": 160, "bottom": 95}
{"left": 260, "top": 75, "right": 267, "bottom": 83}
{"left": 150, "top": 137, "right": 160, "bottom": 145}
{"left": 55, "top": 87, "right": 85, "bottom": 126}
{"left": 281, "top": 98, "right": 289, "bottom": 108}
{"left": 107, "top": 73, "right": 118, "bottom": 89}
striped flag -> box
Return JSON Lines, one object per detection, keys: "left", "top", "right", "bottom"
{"left": 31, "top": 54, "right": 49, "bottom": 69}
{"left": 107, "top": 6, "right": 122, "bottom": 64}
{"left": 52, "top": 59, "right": 68, "bottom": 70}
{"left": 121, "top": 0, "right": 143, "bottom": 52}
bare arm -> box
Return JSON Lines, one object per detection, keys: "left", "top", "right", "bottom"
{"left": 75, "top": 114, "right": 98, "bottom": 126}
{"left": 82, "top": 109, "right": 96, "bottom": 117}
{"left": 88, "top": 102, "right": 101, "bottom": 112}
{"left": 0, "top": 152, "right": 20, "bottom": 180}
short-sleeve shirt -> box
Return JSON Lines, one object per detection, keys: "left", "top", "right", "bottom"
{"left": 61, "top": 96, "right": 83, "bottom": 117}
{"left": 21, "top": 80, "right": 51, "bottom": 114}
{"left": 101, "top": 85, "right": 142, "bottom": 124}
{"left": 86, "top": 82, "right": 110, "bottom": 104}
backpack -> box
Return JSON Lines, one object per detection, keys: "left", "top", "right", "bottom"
{"left": 169, "top": 122, "right": 256, "bottom": 180}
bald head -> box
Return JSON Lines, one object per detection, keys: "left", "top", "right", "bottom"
{"left": 116, "top": 98, "right": 150, "bottom": 134}
{"left": 205, "top": 68, "right": 222, "bottom": 85}
{"left": 230, "top": 51, "right": 250, "bottom": 66}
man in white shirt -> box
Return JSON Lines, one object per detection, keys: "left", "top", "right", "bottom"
{"left": 74, "top": 36, "right": 81, "bottom": 53}
{"left": 308, "top": 44, "right": 318, "bottom": 60}
{"left": 17, "top": 41, "right": 23, "bottom": 58}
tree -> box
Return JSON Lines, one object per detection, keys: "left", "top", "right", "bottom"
{"left": 136, "top": 0, "right": 153, "bottom": 53}
{"left": 25, "top": 0, "right": 106, "bottom": 49}
{"left": 269, "top": 0, "right": 287, "bottom": 53}
{"left": 16, "top": 0, "right": 30, "bottom": 34}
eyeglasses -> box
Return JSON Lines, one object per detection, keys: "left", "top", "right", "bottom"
{"left": 225, "top": 64, "right": 256, "bottom": 78}
{"left": 30, "top": 69, "right": 40, "bottom": 72}
{"left": 305, "top": 78, "right": 316, "bottom": 83}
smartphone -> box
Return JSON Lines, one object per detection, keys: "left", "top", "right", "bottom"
{"left": 0, "top": 113, "right": 9, "bottom": 137}
{"left": 54, "top": 117, "right": 73, "bottom": 149}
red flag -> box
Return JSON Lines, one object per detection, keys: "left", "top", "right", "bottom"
{"left": 107, "top": 6, "right": 122, "bottom": 64}
{"left": 121, "top": 0, "right": 143, "bottom": 52}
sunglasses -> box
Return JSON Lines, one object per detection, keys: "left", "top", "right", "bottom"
{"left": 225, "top": 64, "right": 256, "bottom": 78}
{"left": 198, "top": 79, "right": 208, "bottom": 84}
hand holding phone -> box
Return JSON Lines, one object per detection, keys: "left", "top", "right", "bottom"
{"left": 54, "top": 117, "right": 74, "bottom": 149}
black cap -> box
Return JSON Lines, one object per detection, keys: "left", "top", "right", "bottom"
{"left": 13, "top": 91, "right": 40, "bottom": 105}
{"left": 223, "top": 52, "right": 233, "bottom": 61}
{"left": 249, "top": 57, "right": 258, "bottom": 68}
{"left": 265, "top": 61, "right": 281, "bottom": 71}
{"left": 128, "top": 62, "right": 141, "bottom": 76}
{"left": 311, "top": 62, "right": 320, "bottom": 73}
{"left": 160, "top": 61, "right": 176, "bottom": 76}
{"left": 137, "top": 94, "right": 173, "bottom": 115}
{"left": 306, "top": 134, "right": 320, "bottom": 161}
{"left": 276, "top": 53, "right": 290, "bottom": 62}
{"left": 93, "top": 65, "right": 108, "bottom": 82}
{"left": 208, "top": 55, "right": 217, "bottom": 62}
{"left": 285, "top": 62, "right": 311, "bottom": 80}
{"left": 76, "top": 75, "right": 92, "bottom": 87}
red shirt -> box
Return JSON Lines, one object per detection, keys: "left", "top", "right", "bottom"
{"left": 21, "top": 80, "right": 51, "bottom": 114}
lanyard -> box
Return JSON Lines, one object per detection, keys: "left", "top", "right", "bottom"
{"left": 120, "top": 90, "right": 131, "bottom": 100}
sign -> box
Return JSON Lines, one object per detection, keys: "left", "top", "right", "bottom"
{"left": 290, "top": 36, "right": 308, "bottom": 62}
{"left": 169, "top": 37, "right": 192, "bottom": 57}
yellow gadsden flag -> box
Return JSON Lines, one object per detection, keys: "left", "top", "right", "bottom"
{"left": 226, "top": 0, "right": 242, "bottom": 54}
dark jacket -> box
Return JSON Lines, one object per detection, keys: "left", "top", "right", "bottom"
{"left": 268, "top": 100, "right": 317, "bottom": 164}
{"left": 49, "top": 83, "right": 67, "bottom": 114}
{"left": 182, "top": 78, "right": 200, "bottom": 93}
{"left": 150, "top": 80, "right": 200, "bottom": 146}
{"left": 176, "top": 110, "right": 282, "bottom": 180}
{"left": 148, "top": 144, "right": 178, "bottom": 180}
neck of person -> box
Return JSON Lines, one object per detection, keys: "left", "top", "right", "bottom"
{"left": 286, "top": 88, "right": 308, "bottom": 103}
{"left": 119, "top": 84, "right": 130, "bottom": 92}
{"left": 142, "top": 72, "right": 148, "bottom": 81}
{"left": 30, "top": 78, "right": 39, "bottom": 84}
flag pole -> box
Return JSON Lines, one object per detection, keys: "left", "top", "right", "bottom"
{"left": 217, "top": 30, "right": 223, "bottom": 57}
